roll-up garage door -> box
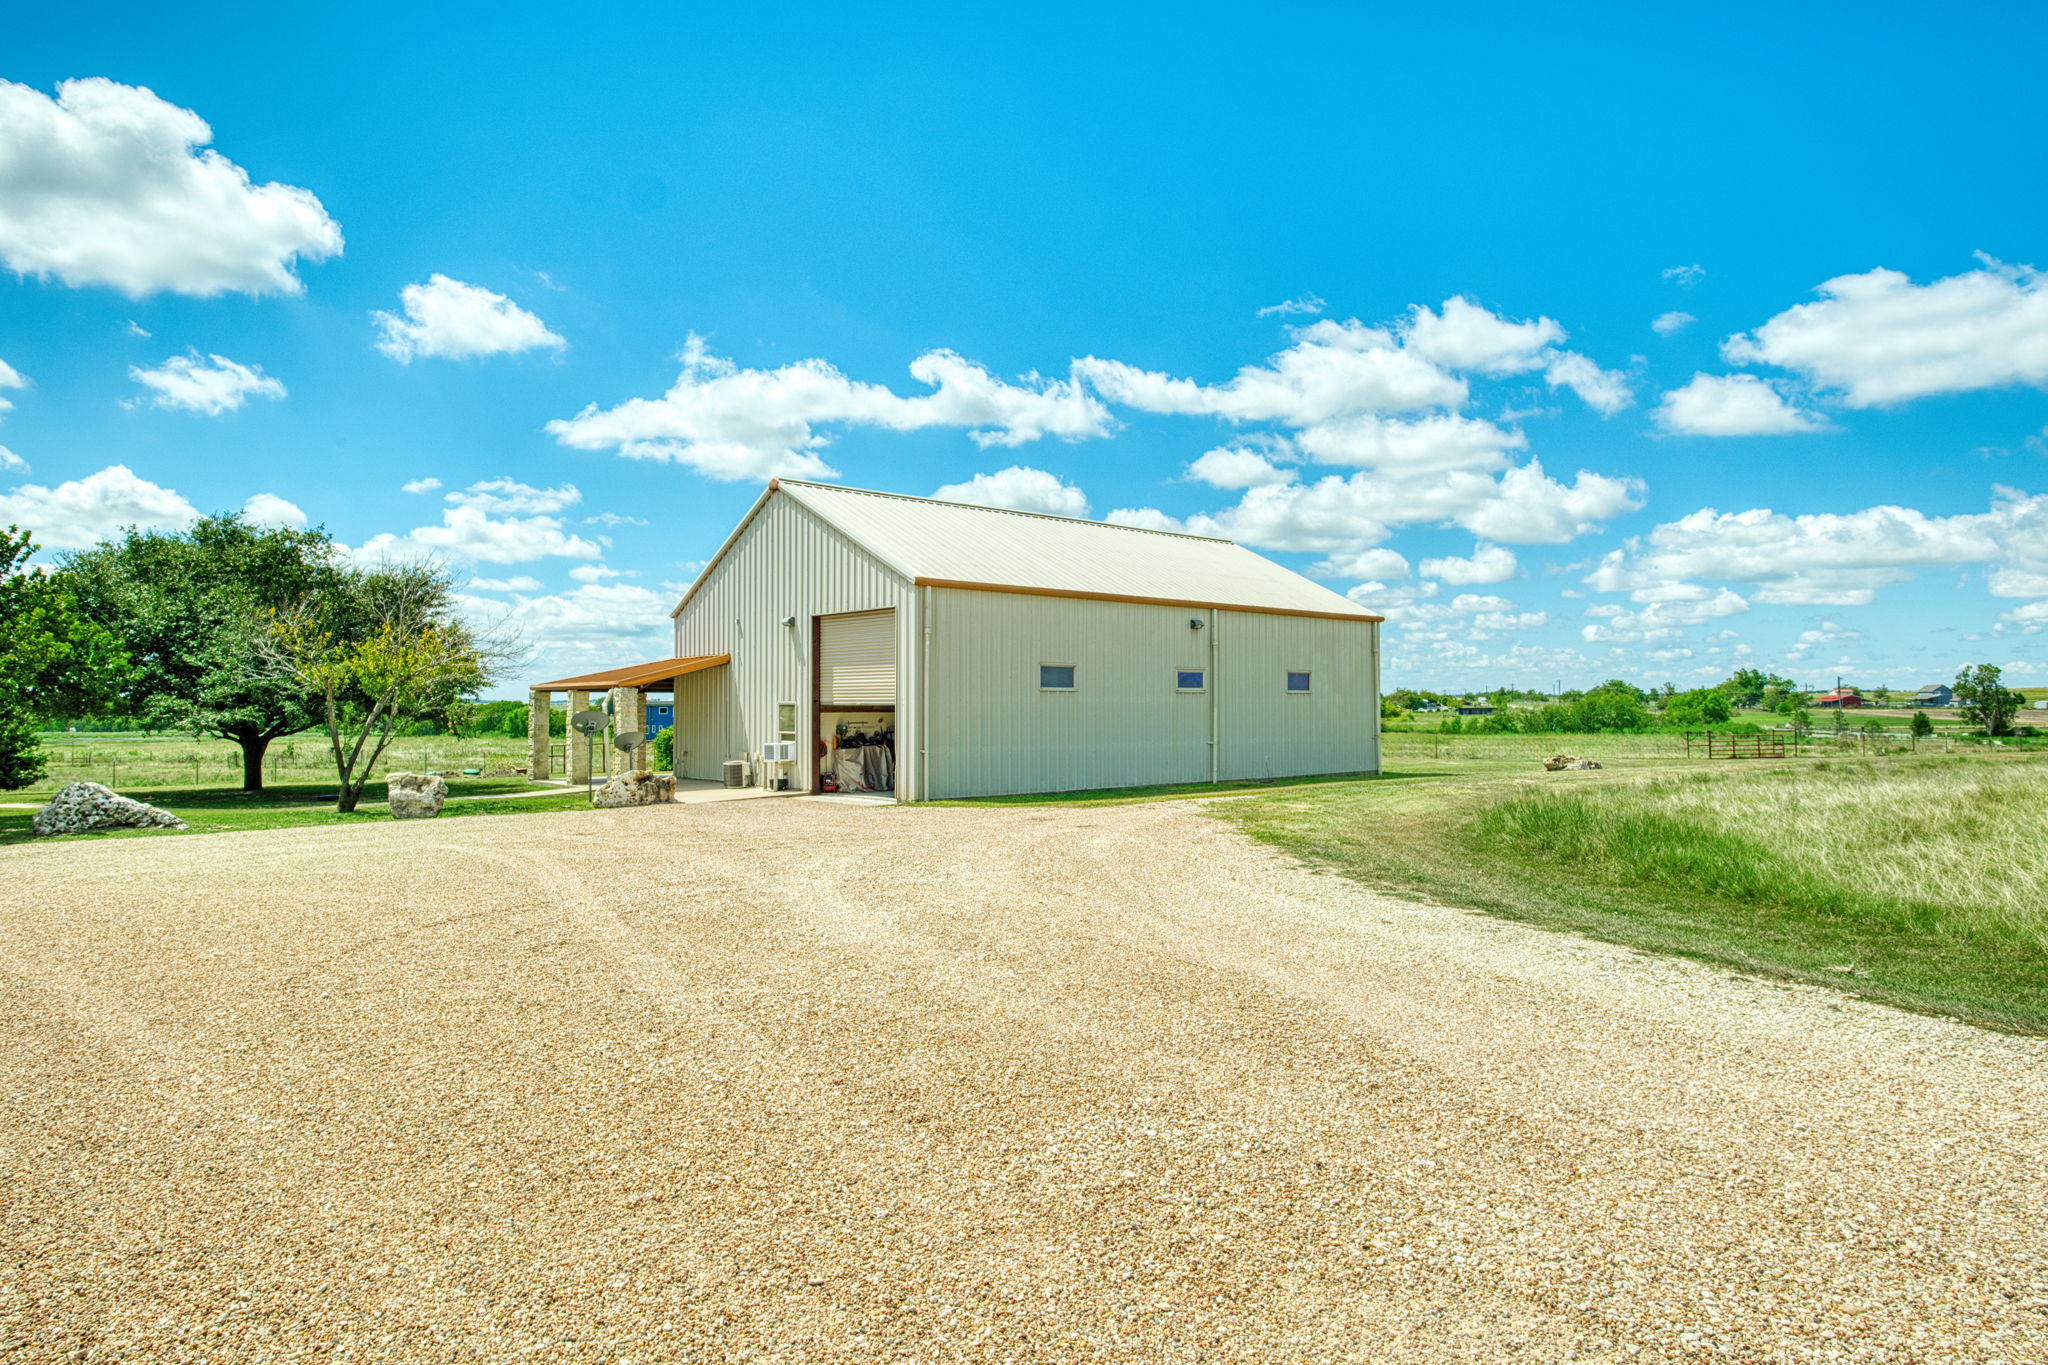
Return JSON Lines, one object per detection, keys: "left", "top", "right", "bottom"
{"left": 818, "top": 609, "right": 897, "bottom": 705}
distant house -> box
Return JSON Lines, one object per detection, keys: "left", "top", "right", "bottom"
{"left": 1912, "top": 684, "right": 1953, "bottom": 707}
{"left": 1813, "top": 688, "right": 1865, "bottom": 708}
{"left": 1455, "top": 703, "right": 1494, "bottom": 716}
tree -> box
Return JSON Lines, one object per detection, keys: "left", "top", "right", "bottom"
{"left": 59, "top": 515, "right": 346, "bottom": 792}
{"left": 1663, "top": 687, "right": 1732, "bottom": 729}
{"left": 1953, "top": 663, "right": 2024, "bottom": 737}
{"left": 1909, "top": 711, "right": 1934, "bottom": 745}
{"left": 0, "top": 526, "right": 129, "bottom": 788}
{"left": 263, "top": 561, "right": 513, "bottom": 811}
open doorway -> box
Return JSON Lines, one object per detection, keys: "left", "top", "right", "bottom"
{"left": 819, "top": 708, "right": 895, "bottom": 794}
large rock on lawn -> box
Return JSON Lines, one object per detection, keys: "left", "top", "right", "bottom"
{"left": 32, "top": 782, "right": 186, "bottom": 837}
{"left": 385, "top": 772, "right": 448, "bottom": 819}
{"left": 1542, "top": 754, "right": 1603, "bottom": 771}
{"left": 592, "top": 769, "right": 674, "bottom": 808}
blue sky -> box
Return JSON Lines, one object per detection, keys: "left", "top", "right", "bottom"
{"left": 4, "top": 2, "right": 2047, "bottom": 697}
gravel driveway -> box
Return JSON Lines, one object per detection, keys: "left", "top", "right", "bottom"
{"left": 5, "top": 798, "right": 2046, "bottom": 1362}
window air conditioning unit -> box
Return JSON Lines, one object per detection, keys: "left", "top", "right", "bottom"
{"left": 760, "top": 740, "right": 797, "bottom": 763}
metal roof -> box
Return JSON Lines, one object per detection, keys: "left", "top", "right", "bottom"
{"left": 772, "top": 480, "right": 1380, "bottom": 621}
{"left": 533, "top": 655, "right": 729, "bottom": 691}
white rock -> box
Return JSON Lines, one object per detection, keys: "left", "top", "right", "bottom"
{"left": 591, "top": 769, "right": 675, "bottom": 808}
{"left": 32, "top": 782, "right": 186, "bottom": 837}
{"left": 385, "top": 772, "right": 448, "bottom": 819}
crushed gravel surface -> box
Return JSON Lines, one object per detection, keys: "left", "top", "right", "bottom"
{"left": 4, "top": 799, "right": 2046, "bottom": 1363}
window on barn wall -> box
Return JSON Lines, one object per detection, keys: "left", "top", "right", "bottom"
{"left": 1286, "top": 671, "right": 1312, "bottom": 693}
{"left": 776, "top": 703, "right": 796, "bottom": 742}
{"left": 1176, "top": 669, "right": 1206, "bottom": 691}
{"left": 1040, "top": 664, "right": 1076, "bottom": 690}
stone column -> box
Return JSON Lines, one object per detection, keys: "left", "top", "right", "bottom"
{"left": 568, "top": 690, "right": 600, "bottom": 784}
{"left": 527, "top": 689, "right": 552, "bottom": 779}
{"left": 608, "top": 686, "right": 649, "bottom": 772}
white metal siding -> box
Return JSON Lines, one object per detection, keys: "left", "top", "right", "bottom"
{"left": 671, "top": 494, "right": 916, "bottom": 791}
{"left": 819, "top": 609, "right": 897, "bottom": 705}
{"left": 921, "top": 588, "right": 1378, "bottom": 799}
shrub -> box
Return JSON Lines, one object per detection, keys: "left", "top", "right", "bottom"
{"left": 651, "top": 725, "right": 674, "bottom": 771}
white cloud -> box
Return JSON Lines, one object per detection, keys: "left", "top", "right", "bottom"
{"left": 0, "top": 78, "right": 341, "bottom": 297}
{"left": 1580, "top": 588, "right": 1748, "bottom": 643}
{"left": 1996, "top": 601, "right": 2048, "bottom": 635}
{"left": 931, "top": 465, "right": 1088, "bottom": 517}
{"left": 240, "top": 492, "right": 306, "bottom": 529}
{"left": 372, "top": 274, "right": 566, "bottom": 363}
{"left": 1786, "top": 621, "right": 1861, "bottom": 661}
{"left": 1541, "top": 351, "right": 1632, "bottom": 415}
{"left": 401, "top": 477, "right": 442, "bottom": 495}
{"left": 1419, "top": 543, "right": 1517, "bottom": 584}
{"left": 1076, "top": 318, "right": 1465, "bottom": 425}
{"left": 124, "top": 320, "right": 150, "bottom": 338}
{"left": 0, "top": 358, "right": 23, "bottom": 414}
{"left": 1295, "top": 413, "right": 1525, "bottom": 474}
{"left": 1587, "top": 502, "right": 2007, "bottom": 606}
{"left": 1309, "top": 547, "right": 1411, "bottom": 581}
{"left": 1722, "top": 257, "right": 2048, "bottom": 407}
{"left": 127, "top": 351, "right": 285, "bottom": 415}
{"left": 351, "top": 482, "right": 601, "bottom": 566}
{"left": 1653, "top": 373, "right": 1827, "bottom": 436}
{"left": 1185, "top": 440, "right": 1298, "bottom": 489}
{"left": 1256, "top": 293, "right": 1325, "bottom": 318}
{"left": 0, "top": 445, "right": 27, "bottom": 472}
{"left": 470, "top": 582, "right": 673, "bottom": 680}
{"left": 1102, "top": 506, "right": 1188, "bottom": 534}
{"left": 0, "top": 463, "right": 197, "bottom": 549}
{"left": 568, "top": 563, "right": 628, "bottom": 583}
{"left": 550, "top": 334, "right": 1112, "bottom": 481}
{"left": 584, "top": 512, "right": 649, "bottom": 526}
{"left": 1651, "top": 311, "right": 1696, "bottom": 337}
{"left": 1399, "top": 296, "right": 1563, "bottom": 375}
{"left": 1664, "top": 264, "right": 1706, "bottom": 287}
{"left": 468, "top": 575, "right": 543, "bottom": 593}
{"left": 444, "top": 478, "right": 581, "bottom": 516}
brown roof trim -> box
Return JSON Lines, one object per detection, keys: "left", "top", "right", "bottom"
{"left": 914, "top": 578, "right": 1383, "bottom": 623}
{"left": 533, "top": 654, "right": 730, "bottom": 691}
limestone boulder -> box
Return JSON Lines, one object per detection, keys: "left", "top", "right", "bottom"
{"left": 32, "top": 782, "right": 186, "bottom": 837}
{"left": 385, "top": 772, "right": 448, "bottom": 819}
{"left": 1542, "top": 754, "right": 1603, "bottom": 771}
{"left": 591, "top": 769, "right": 674, "bottom": 808}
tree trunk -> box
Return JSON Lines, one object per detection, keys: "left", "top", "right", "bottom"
{"left": 336, "top": 780, "right": 362, "bottom": 814}
{"left": 238, "top": 733, "right": 271, "bottom": 793}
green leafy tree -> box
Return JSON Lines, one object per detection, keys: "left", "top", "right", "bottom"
{"left": 1953, "top": 663, "right": 2024, "bottom": 737}
{"left": 59, "top": 515, "right": 346, "bottom": 792}
{"left": 1663, "top": 687, "right": 1733, "bottom": 729}
{"left": 263, "top": 561, "right": 513, "bottom": 811}
{"left": 1909, "top": 710, "right": 1934, "bottom": 744}
{"left": 0, "top": 526, "right": 130, "bottom": 788}
{"left": 651, "top": 725, "right": 675, "bottom": 771}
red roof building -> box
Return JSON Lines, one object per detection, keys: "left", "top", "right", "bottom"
{"left": 1813, "top": 688, "right": 1865, "bottom": 708}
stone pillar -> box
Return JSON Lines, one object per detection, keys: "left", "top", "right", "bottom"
{"left": 608, "top": 686, "right": 649, "bottom": 773}
{"left": 568, "top": 690, "right": 600, "bottom": 784}
{"left": 527, "top": 689, "right": 552, "bottom": 779}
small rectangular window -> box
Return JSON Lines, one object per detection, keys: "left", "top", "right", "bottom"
{"left": 1286, "top": 671, "right": 1312, "bottom": 693}
{"left": 1176, "top": 669, "right": 1206, "bottom": 691}
{"left": 1040, "top": 664, "right": 1076, "bottom": 690}
{"left": 776, "top": 703, "right": 796, "bottom": 741}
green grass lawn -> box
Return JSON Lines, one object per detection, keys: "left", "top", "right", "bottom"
{"left": 8, "top": 728, "right": 546, "bottom": 798}
{"left": 2, "top": 782, "right": 597, "bottom": 846}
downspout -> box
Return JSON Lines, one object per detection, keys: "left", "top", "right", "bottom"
{"left": 1208, "top": 607, "right": 1219, "bottom": 784}
{"left": 918, "top": 584, "right": 932, "bottom": 800}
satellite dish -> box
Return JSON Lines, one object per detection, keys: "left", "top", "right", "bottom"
{"left": 570, "top": 709, "right": 608, "bottom": 735}
{"left": 612, "top": 732, "right": 639, "bottom": 752}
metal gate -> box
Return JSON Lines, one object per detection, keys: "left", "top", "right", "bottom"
{"left": 817, "top": 609, "right": 897, "bottom": 705}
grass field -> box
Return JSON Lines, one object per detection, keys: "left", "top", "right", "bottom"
{"left": 7, "top": 728, "right": 546, "bottom": 798}
{"left": 1216, "top": 735, "right": 2048, "bottom": 1035}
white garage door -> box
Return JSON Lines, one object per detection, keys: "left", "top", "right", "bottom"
{"left": 818, "top": 609, "right": 897, "bottom": 705}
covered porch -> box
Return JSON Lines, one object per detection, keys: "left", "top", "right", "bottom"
{"left": 527, "top": 654, "right": 729, "bottom": 782}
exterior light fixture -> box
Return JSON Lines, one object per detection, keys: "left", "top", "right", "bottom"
{"left": 1189, "top": 617, "right": 1206, "bottom": 629}
{"left": 781, "top": 615, "right": 797, "bottom": 627}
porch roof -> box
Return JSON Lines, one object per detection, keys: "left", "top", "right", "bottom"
{"left": 532, "top": 654, "right": 729, "bottom": 693}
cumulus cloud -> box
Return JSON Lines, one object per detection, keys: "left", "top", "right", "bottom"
{"left": 351, "top": 478, "right": 598, "bottom": 565}
{"left": 401, "top": 477, "right": 442, "bottom": 495}
{"left": 127, "top": 351, "right": 285, "bottom": 415}
{"left": 568, "top": 563, "right": 628, "bottom": 583}
{"left": 1185, "top": 441, "right": 1299, "bottom": 489}
{"left": 0, "top": 78, "right": 341, "bottom": 297}
{"left": 1586, "top": 501, "right": 2010, "bottom": 606}
{"left": 239, "top": 492, "right": 306, "bottom": 529}
{"left": 1399, "top": 296, "right": 1564, "bottom": 375}
{"left": 0, "top": 357, "right": 23, "bottom": 416}
{"left": 1664, "top": 264, "right": 1706, "bottom": 287}
{"left": 931, "top": 465, "right": 1089, "bottom": 518}
{"left": 1295, "top": 412, "right": 1525, "bottom": 474}
{"left": 1308, "top": 547, "right": 1412, "bottom": 581}
{"left": 1722, "top": 256, "right": 2048, "bottom": 407}
{"left": 1785, "top": 621, "right": 1861, "bottom": 662}
{"left": 372, "top": 275, "right": 566, "bottom": 363}
{"left": 468, "top": 575, "right": 543, "bottom": 593}
{"left": 0, "top": 463, "right": 197, "bottom": 549}
{"left": 1418, "top": 543, "right": 1517, "bottom": 584}
{"left": 0, "top": 445, "right": 28, "bottom": 472}
{"left": 1580, "top": 588, "right": 1748, "bottom": 643}
{"left": 549, "top": 334, "right": 1112, "bottom": 481}
{"left": 1651, "top": 311, "right": 1696, "bottom": 337}
{"left": 1654, "top": 373, "right": 1827, "bottom": 436}
{"left": 1540, "top": 351, "right": 1632, "bottom": 415}
{"left": 465, "top": 582, "right": 673, "bottom": 679}
{"left": 584, "top": 512, "right": 649, "bottom": 526}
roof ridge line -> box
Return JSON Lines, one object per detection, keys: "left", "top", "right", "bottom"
{"left": 776, "top": 478, "right": 1237, "bottom": 544}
